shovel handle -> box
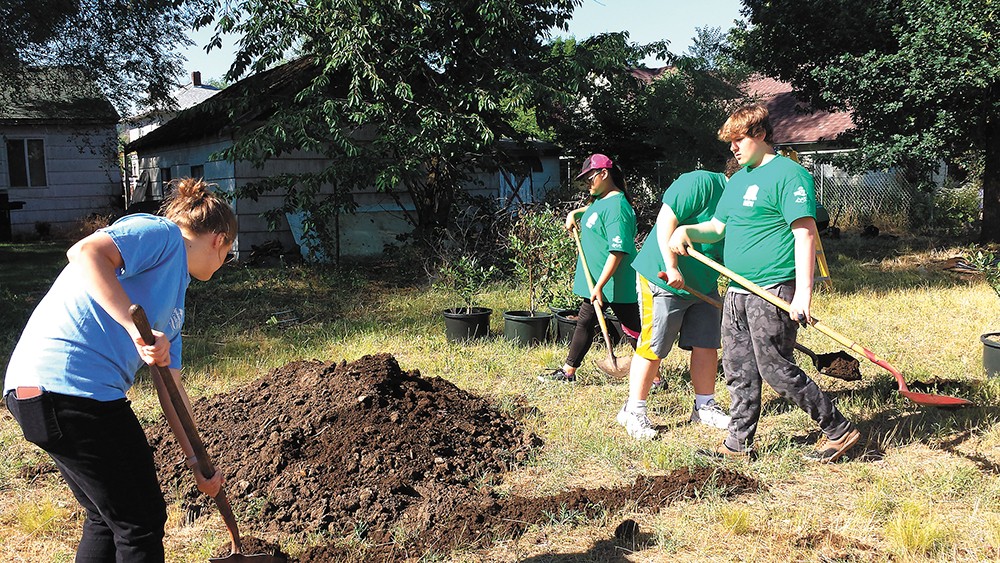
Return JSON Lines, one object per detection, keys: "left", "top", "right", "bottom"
{"left": 571, "top": 227, "right": 616, "bottom": 352}
{"left": 682, "top": 248, "right": 906, "bottom": 389}
{"left": 674, "top": 278, "right": 821, "bottom": 362}
{"left": 130, "top": 305, "right": 244, "bottom": 554}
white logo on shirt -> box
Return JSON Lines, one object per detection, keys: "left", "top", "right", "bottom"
{"left": 170, "top": 308, "right": 184, "bottom": 331}
{"left": 586, "top": 213, "right": 598, "bottom": 228}
{"left": 611, "top": 235, "right": 623, "bottom": 249}
{"left": 742, "top": 185, "right": 759, "bottom": 207}
{"left": 794, "top": 186, "right": 807, "bottom": 204}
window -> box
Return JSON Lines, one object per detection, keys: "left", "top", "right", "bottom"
{"left": 158, "top": 167, "right": 172, "bottom": 198}
{"left": 190, "top": 164, "right": 204, "bottom": 179}
{"left": 5, "top": 139, "right": 47, "bottom": 187}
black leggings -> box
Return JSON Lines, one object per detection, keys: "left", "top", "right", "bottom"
{"left": 6, "top": 391, "right": 167, "bottom": 562}
{"left": 565, "top": 299, "right": 641, "bottom": 368}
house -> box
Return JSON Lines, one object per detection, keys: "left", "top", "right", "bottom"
{"left": 0, "top": 67, "right": 121, "bottom": 240}
{"left": 124, "top": 59, "right": 561, "bottom": 259}
{"left": 742, "top": 75, "right": 855, "bottom": 153}
{"left": 743, "top": 75, "right": 940, "bottom": 226}
{"left": 123, "top": 71, "right": 220, "bottom": 200}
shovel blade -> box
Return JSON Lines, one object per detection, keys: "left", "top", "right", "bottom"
{"left": 209, "top": 555, "right": 287, "bottom": 563}
{"left": 900, "top": 390, "right": 974, "bottom": 409}
{"left": 596, "top": 354, "right": 631, "bottom": 379}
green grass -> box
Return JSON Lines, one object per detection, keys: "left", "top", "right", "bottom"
{"left": 3, "top": 234, "right": 1000, "bottom": 561}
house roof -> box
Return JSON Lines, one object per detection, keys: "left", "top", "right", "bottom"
{"left": 128, "top": 80, "right": 221, "bottom": 123}
{"left": 125, "top": 57, "right": 321, "bottom": 153}
{"left": 0, "top": 67, "right": 119, "bottom": 125}
{"left": 742, "top": 75, "right": 854, "bottom": 145}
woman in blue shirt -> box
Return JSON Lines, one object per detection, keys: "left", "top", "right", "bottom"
{"left": 4, "top": 178, "right": 236, "bottom": 561}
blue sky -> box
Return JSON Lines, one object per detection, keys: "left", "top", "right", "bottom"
{"left": 180, "top": 0, "right": 745, "bottom": 82}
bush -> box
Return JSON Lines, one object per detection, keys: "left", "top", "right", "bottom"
{"left": 507, "top": 204, "right": 575, "bottom": 314}
{"left": 432, "top": 255, "right": 496, "bottom": 313}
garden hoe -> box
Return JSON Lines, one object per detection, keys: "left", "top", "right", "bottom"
{"left": 681, "top": 248, "right": 973, "bottom": 408}
{"left": 665, "top": 278, "right": 862, "bottom": 381}
{"left": 571, "top": 227, "right": 631, "bottom": 379}
{"left": 130, "top": 305, "right": 287, "bottom": 563}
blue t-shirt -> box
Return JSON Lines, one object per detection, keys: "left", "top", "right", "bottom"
{"left": 3, "top": 214, "right": 190, "bottom": 401}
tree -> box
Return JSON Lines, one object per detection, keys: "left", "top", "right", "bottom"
{"left": 188, "top": 0, "right": 582, "bottom": 250}
{"left": 537, "top": 33, "right": 736, "bottom": 206}
{"left": 734, "top": 0, "right": 1000, "bottom": 241}
{"left": 0, "top": 1, "right": 202, "bottom": 113}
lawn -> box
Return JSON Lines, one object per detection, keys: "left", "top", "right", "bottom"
{"left": 2, "top": 234, "right": 1000, "bottom": 562}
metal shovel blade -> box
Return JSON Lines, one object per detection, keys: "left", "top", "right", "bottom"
{"left": 597, "top": 354, "right": 631, "bottom": 379}
{"left": 899, "top": 390, "right": 972, "bottom": 408}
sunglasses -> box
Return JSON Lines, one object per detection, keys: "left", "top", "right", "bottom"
{"left": 584, "top": 170, "right": 602, "bottom": 184}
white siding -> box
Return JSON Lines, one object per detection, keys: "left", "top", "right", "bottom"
{"left": 1, "top": 124, "right": 122, "bottom": 237}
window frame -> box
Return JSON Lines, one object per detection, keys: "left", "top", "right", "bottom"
{"left": 5, "top": 138, "right": 48, "bottom": 187}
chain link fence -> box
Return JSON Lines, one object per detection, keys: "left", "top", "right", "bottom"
{"left": 797, "top": 150, "right": 946, "bottom": 231}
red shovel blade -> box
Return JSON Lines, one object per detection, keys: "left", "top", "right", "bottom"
{"left": 899, "top": 390, "right": 973, "bottom": 408}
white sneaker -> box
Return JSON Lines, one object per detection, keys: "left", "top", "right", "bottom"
{"left": 617, "top": 406, "right": 657, "bottom": 440}
{"left": 690, "top": 400, "right": 731, "bottom": 430}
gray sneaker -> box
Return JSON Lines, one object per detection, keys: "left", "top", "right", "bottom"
{"left": 690, "top": 400, "right": 731, "bottom": 430}
{"left": 617, "top": 406, "right": 657, "bottom": 440}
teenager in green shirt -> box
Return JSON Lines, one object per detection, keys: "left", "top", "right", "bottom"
{"left": 616, "top": 164, "right": 737, "bottom": 439}
{"left": 540, "top": 154, "right": 641, "bottom": 383}
{"left": 669, "top": 105, "right": 860, "bottom": 462}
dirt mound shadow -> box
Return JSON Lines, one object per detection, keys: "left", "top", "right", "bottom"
{"left": 148, "top": 354, "right": 758, "bottom": 560}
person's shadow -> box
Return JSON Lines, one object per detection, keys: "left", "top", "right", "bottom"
{"left": 517, "top": 528, "right": 656, "bottom": 562}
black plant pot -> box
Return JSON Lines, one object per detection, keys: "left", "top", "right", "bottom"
{"left": 442, "top": 307, "right": 492, "bottom": 342}
{"left": 982, "top": 332, "right": 1000, "bottom": 377}
{"left": 502, "top": 310, "right": 553, "bottom": 346}
{"left": 552, "top": 308, "right": 579, "bottom": 345}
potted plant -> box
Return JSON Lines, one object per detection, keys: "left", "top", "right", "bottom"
{"left": 971, "top": 249, "right": 1000, "bottom": 377}
{"left": 504, "top": 205, "right": 562, "bottom": 345}
{"left": 433, "top": 254, "right": 496, "bottom": 342}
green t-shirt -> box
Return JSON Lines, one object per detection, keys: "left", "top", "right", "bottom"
{"left": 573, "top": 192, "right": 638, "bottom": 303}
{"left": 632, "top": 170, "right": 727, "bottom": 297}
{"left": 714, "top": 155, "right": 817, "bottom": 288}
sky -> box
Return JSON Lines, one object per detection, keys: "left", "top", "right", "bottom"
{"left": 179, "top": 0, "right": 745, "bottom": 83}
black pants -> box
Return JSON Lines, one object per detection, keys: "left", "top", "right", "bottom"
{"left": 565, "top": 299, "right": 641, "bottom": 368}
{"left": 6, "top": 391, "right": 167, "bottom": 562}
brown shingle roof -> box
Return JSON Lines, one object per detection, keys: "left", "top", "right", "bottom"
{"left": 742, "top": 75, "right": 854, "bottom": 145}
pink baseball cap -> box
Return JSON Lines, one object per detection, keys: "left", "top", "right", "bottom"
{"left": 575, "top": 153, "right": 613, "bottom": 180}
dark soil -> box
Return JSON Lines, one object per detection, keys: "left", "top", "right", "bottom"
{"left": 148, "top": 354, "right": 758, "bottom": 561}
{"left": 820, "top": 355, "right": 862, "bottom": 381}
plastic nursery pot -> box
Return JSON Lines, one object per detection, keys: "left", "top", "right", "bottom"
{"left": 442, "top": 307, "right": 492, "bottom": 342}
{"left": 502, "top": 310, "right": 553, "bottom": 346}
{"left": 552, "top": 308, "right": 579, "bottom": 345}
{"left": 982, "top": 332, "right": 1000, "bottom": 378}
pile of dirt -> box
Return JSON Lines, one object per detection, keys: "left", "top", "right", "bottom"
{"left": 148, "top": 354, "right": 758, "bottom": 560}
{"left": 149, "top": 354, "right": 539, "bottom": 538}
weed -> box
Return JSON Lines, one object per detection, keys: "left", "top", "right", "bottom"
{"left": 856, "top": 480, "right": 898, "bottom": 521}
{"left": 715, "top": 504, "right": 754, "bottom": 535}
{"left": 884, "top": 501, "right": 953, "bottom": 557}
{"left": 14, "top": 498, "right": 72, "bottom": 537}
{"left": 542, "top": 503, "right": 588, "bottom": 527}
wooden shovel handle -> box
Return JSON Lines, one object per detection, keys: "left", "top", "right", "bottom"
{"left": 682, "top": 248, "right": 905, "bottom": 389}
{"left": 130, "top": 304, "right": 244, "bottom": 554}
{"left": 675, "top": 278, "right": 824, "bottom": 363}
{"left": 571, "top": 227, "right": 616, "bottom": 352}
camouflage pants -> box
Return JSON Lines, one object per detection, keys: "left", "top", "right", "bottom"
{"left": 721, "top": 283, "right": 851, "bottom": 453}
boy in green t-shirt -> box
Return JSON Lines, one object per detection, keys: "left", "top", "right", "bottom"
{"left": 616, "top": 165, "right": 736, "bottom": 440}
{"left": 669, "top": 105, "right": 861, "bottom": 463}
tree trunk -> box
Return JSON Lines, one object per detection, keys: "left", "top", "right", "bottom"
{"left": 982, "top": 118, "right": 1000, "bottom": 243}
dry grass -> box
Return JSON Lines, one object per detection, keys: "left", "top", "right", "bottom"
{"left": 3, "top": 234, "right": 1000, "bottom": 561}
